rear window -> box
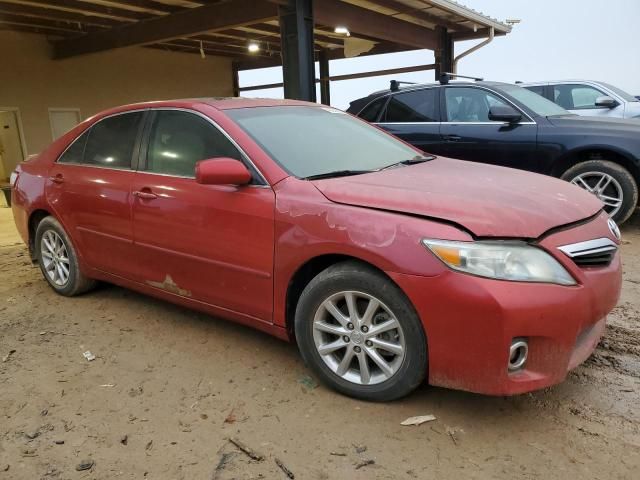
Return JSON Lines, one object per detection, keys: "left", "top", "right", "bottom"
{"left": 382, "top": 89, "right": 439, "bottom": 122}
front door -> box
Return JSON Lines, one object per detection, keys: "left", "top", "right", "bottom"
{"left": 130, "top": 109, "right": 275, "bottom": 322}
{"left": 439, "top": 86, "right": 540, "bottom": 172}
{"left": 46, "top": 111, "right": 145, "bottom": 277}
{"left": 551, "top": 83, "right": 624, "bottom": 118}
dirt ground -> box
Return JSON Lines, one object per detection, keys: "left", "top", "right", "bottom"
{"left": 1, "top": 206, "right": 639, "bottom": 480}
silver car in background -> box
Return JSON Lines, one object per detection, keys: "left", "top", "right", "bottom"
{"left": 520, "top": 80, "right": 640, "bottom": 119}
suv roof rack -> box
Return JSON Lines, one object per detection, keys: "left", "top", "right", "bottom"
{"left": 439, "top": 72, "right": 484, "bottom": 85}
{"left": 389, "top": 80, "right": 418, "bottom": 92}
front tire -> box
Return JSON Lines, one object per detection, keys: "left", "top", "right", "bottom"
{"left": 294, "top": 261, "right": 427, "bottom": 401}
{"left": 562, "top": 160, "right": 638, "bottom": 224}
{"left": 35, "top": 216, "right": 97, "bottom": 296}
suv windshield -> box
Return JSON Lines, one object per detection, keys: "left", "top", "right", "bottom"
{"left": 495, "top": 84, "right": 571, "bottom": 117}
{"left": 599, "top": 82, "right": 638, "bottom": 102}
{"left": 226, "top": 106, "right": 423, "bottom": 178}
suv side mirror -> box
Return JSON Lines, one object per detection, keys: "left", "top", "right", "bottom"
{"left": 595, "top": 95, "right": 618, "bottom": 108}
{"left": 195, "top": 158, "right": 252, "bottom": 186}
{"left": 488, "top": 105, "right": 522, "bottom": 123}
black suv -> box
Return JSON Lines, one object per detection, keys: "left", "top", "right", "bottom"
{"left": 348, "top": 81, "right": 640, "bottom": 224}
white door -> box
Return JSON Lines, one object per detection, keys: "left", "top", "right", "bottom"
{"left": 49, "top": 109, "right": 81, "bottom": 140}
{"left": 0, "top": 110, "right": 25, "bottom": 182}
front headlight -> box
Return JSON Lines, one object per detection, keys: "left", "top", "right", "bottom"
{"left": 422, "top": 239, "right": 576, "bottom": 285}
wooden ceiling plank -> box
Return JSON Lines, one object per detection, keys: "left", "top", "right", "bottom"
{"left": 53, "top": 0, "right": 279, "bottom": 59}
{"left": 0, "top": 1, "right": 123, "bottom": 26}
{"left": 12, "top": 0, "right": 150, "bottom": 21}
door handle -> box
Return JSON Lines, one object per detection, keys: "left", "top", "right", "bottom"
{"left": 443, "top": 135, "right": 462, "bottom": 142}
{"left": 49, "top": 174, "right": 64, "bottom": 184}
{"left": 133, "top": 189, "right": 158, "bottom": 200}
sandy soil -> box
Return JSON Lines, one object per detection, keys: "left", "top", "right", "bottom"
{"left": 1, "top": 208, "right": 639, "bottom": 479}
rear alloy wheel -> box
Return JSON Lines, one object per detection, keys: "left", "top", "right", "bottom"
{"left": 295, "top": 261, "right": 427, "bottom": 401}
{"left": 562, "top": 160, "right": 638, "bottom": 224}
{"left": 35, "top": 216, "right": 97, "bottom": 296}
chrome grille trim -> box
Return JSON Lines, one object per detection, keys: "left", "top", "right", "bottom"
{"left": 557, "top": 238, "right": 618, "bottom": 258}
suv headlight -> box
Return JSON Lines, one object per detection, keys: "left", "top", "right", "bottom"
{"left": 422, "top": 239, "right": 576, "bottom": 285}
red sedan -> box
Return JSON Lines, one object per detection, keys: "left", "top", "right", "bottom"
{"left": 10, "top": 99, "right": 622, "bottom": 400}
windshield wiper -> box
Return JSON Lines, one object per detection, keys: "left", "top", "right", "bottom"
{"left": 381, "top": 155, "right": 435, "bottom": 170}
{"left": 304, "top": 169, "right": 377, "bottom": 180}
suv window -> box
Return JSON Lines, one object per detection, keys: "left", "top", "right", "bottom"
{"left": 83, "top": 112, "right": 143, "bottom": 169}
{"left": 382, "top": 89, "right": 438, "bottom": 122}
{"left": 59, "top": 112, "right": 143, "bottom": 168}
{"left": 145, "top": 110, "right": 242, "bottom": 177}
{"left": 359, "top": 97, "right": 387, "bottom": 122}
{"left": 444, "top": 87, "right": 511, "bottom": 122}
{"left": 524, "top": 85, "right": 545, "bottom": 97}
{"left": 552, "top": 84, "right": 605, "bottom": 109}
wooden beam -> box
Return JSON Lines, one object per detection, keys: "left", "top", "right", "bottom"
{"left": 53, "top": 0, "right": 279, "bottom": 59}
{"left": 0, "top": 22, "right": 70, "bottom": 36}
{"left": 11, "top": 0, "right": 150, "bottom": 21}
{"left": 0, "top": 2, "right": 124, "bottom": 27}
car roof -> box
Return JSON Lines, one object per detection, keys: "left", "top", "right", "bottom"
{"left": 348, "top": 80, "right": 513, "bottom": 110}
{"left": 88, "top": 97, "right": 319, "bottom": 120}
{"left": 519, "top": 79, "right": 605, "bottom": 86}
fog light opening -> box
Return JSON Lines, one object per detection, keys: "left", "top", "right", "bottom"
{"left": 508, "top": 339, "right": 528, "bottom": 372}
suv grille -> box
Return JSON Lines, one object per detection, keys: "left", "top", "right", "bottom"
{"left": 558, "top": 238, "right": 617, "bottom": 268}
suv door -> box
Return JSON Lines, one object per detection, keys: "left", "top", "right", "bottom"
{"left": 550, "top": 83, "right": 624, "bottom": 118}
{"left": 46, "top": 110, "right": 145, "bottom": 277}
{"left": 440, "top": 86, "right": 540, "bottom": 171}
{"left": 375, "top": 88, "right": 446, "bottom": 155}
{"left": 130, "top": 109, "right": 275, "bottom": 322}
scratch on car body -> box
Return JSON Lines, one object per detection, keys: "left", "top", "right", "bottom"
{"left": 146, "top": 274, "right": 191, "bottom": 297}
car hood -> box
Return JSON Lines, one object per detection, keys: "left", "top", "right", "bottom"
{"left": 311, "top": 158, "right": 603, "bottom": 238}
{"left": 547, "top": 114, "right": 640, "bottom": 130}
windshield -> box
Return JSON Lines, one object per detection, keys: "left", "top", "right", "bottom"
{"left": 599, "top": 82, "right": 638, "bottom": 102}
{"left": 226, "top": 106, "right": 422, "bottom": 178}
{"left": 496, "top": 84, "right": 571, "bottom": 117}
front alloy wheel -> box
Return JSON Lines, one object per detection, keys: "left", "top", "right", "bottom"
{"left": 295, "top": 261, "right": 427, "bottom": 401}
{"left": 570, "top": 171, "right": 623, "bottom": 218}
{"left": 312, "top": 291, "right": 406, "bottom": 385}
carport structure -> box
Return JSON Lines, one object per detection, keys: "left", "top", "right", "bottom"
{"left": 0, "top": 0, "right": 510, "bottom": 104}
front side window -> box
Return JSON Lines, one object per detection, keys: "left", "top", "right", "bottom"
{"left": 145, "top": 110, "right": 241, "bottom": 177}
{"left": 552, "top": 84, "right": 605, "bottom": 109}
{"left": 226, "top": 106, "right": 422, "bottom": 179}
{"left": 444, "top": 87, "right": 511, "bottom": 122}
{"left": 524, "top": 85, "right": 545, "bottom": 97}
{"left": 83, "top": 112, "right": 143, "bottom": 169}
{"left": 382, "top": 89, "right": 439, "bottom": 122}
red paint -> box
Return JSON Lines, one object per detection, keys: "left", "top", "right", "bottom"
{"left": 11, "top": 99, "right": 622, "bottom": 395}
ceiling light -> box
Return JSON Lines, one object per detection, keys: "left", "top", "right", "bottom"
{"left": 334, "top": 26, "right": 350, "bottom": 36}
{"left": 247, "top": 41, "right": 260, "bottom": 53}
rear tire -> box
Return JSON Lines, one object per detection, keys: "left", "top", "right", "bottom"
{"left": 35, "top": 216, "right": 97, "bottom": 296}
{"left": 294, "top": 261, "right": 427, "bottom": 401}
{"left": 561, "top": 160, "right": 638, "bottom": 224}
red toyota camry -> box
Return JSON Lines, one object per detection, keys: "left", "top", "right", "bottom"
{"left": 10, "top": 99, "right": 622, "bottom": 400}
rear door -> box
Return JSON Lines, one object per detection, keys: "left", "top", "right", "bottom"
{"left": 46, "top": 110, "right": 145, "bottom": 277}
{"left": 375, "top": 88, "right": 446, "bottom": 156}
{"left": 439, "top": 86, "right": 540, "bottom": 171}
{"left": 130, "top": 109, "right": 275, "bottom": 322}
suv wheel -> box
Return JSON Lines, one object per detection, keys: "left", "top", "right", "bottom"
{"left": 35, "top": 216, "right": 97, "bottom": 296}
{"left": 294, "top": 261, "right": 427, "bottom": 401}
{"left": 562, "top": 160, "right": 638, "bottom": 224}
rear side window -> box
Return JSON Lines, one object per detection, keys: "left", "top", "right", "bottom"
{"left": 58, "top": 130, "right": 89, "bottom": 164}
{"left": 382, "top": 89, "right": 438, "bottom": 122}
{"left": 145, "top": 110, "right": 242, "bottom": 177}
{"left": 358, "top": 97, "right": 387, "bottom": 122}
{"left": 524, "top": 85, "right": 545, "bottom": 97}
{"left": 64, "top": 112, "right": 143, "bottom": 169}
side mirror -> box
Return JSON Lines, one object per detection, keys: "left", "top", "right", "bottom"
{"left": 488, "top": 105, "right": 522, "bottom": 123}
{"left": 195, "top": 158, "right": 252, "bottom": 186}
{"left": 595, "top": 96, "right": 617, "bottom": 108}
